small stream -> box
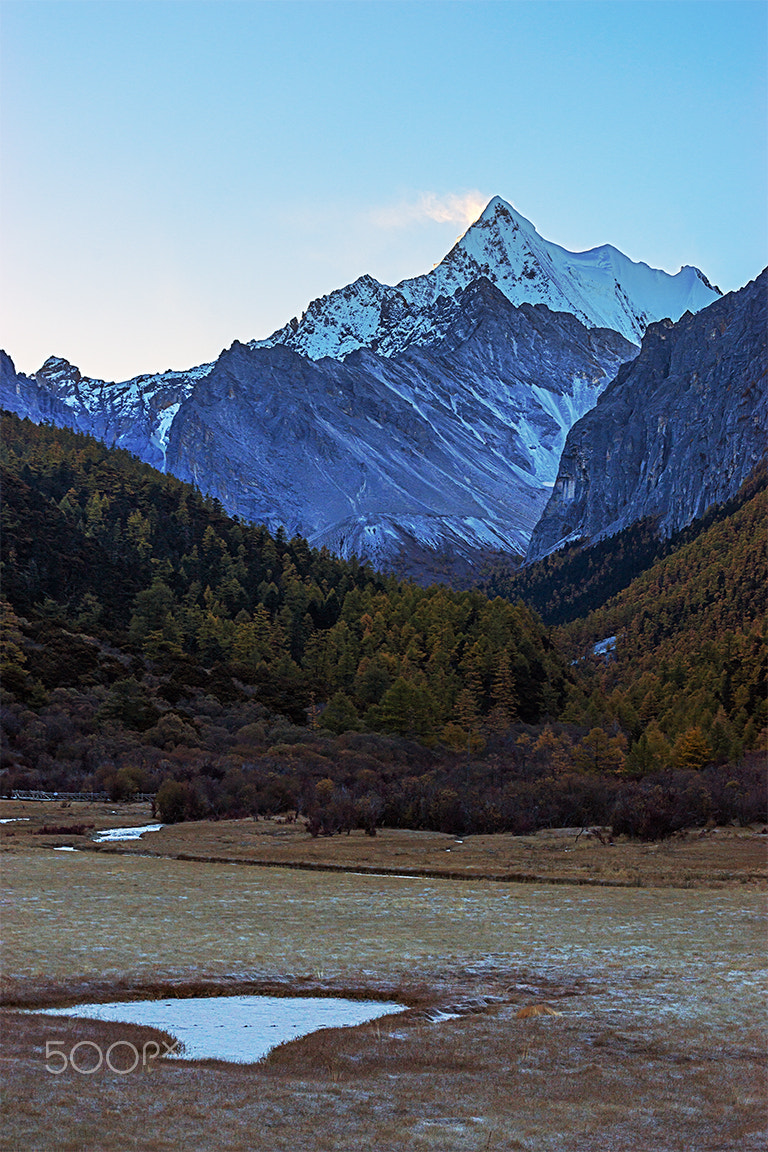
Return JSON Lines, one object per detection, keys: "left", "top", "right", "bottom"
{"left": 36, "top": 995, "right": 405, "bottom": 1062}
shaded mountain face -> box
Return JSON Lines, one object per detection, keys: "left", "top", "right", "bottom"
{"left": 165, "top": 280, "right": 635, "bottom": 579}
{"left": 256, "top": 196, "right": 721, "bottom": 357}
{"left": 1, "top": 350, "right": 83, "bottom": 430}
{"left": 527, "top": 270, "right": 768, "bottom": 562}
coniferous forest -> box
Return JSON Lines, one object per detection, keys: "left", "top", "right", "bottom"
{"left": 1, "top": 412, "right": 765, "bottom": 838}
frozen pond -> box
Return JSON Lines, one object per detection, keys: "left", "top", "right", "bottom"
{"left": 92, "top": 824, "right": 164, "bottom": 842}
{"left": 36, "top": 995, "right": 405, "bottom": 1062}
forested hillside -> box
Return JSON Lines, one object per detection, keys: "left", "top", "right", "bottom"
{"left": 1, "top": 413, "right": 764, "bottom": 837}
{"left": 557, "top": 464, "right": 767, "bottom": 774}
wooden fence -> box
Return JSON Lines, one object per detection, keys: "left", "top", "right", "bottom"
{"left": 8, "top": 790, "right": 155, "bottom": 803}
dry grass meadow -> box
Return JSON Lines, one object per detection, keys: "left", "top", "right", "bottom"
{"left": 1, "top": 801, "right": 766, "bottom": 1150}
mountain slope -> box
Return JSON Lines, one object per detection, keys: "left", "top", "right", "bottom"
{"left": 2, "top": 412, "right": 763, "bottom": 840}
{"left": 257, "top": 197, "right": 721, "bottom": 357}
{"left": 527, "top": 269, "right": 768, "bottom": 561}
{"left": 165, "top": 280, "right": 634, "bottom": 577}
{"left": 0, "top": 409, "right": 564, "bottom": 744}
{"left": 482, "top": 461, "right": 766, "bottom": 626}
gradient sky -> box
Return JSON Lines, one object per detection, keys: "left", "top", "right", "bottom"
{"left": 1, "top": 0, "right": 766, "bottom": 381}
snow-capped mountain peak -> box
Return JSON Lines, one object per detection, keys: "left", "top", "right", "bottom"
{"left": 406, "top": 196, "right": 722, "bottom": 342}
{"left": 253, "top": 196, "right": 721, "bottom": 359}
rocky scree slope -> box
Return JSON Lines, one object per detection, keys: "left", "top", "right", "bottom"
{"left": 527, "top": 269, "right": 768, "bottom": 561}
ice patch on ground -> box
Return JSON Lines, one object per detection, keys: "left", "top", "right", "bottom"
{"left": 35, "top": 995, "right": 405, "bottom": 1063}
{"left": 93, "top": 824, "right": 164, "bottom": 842}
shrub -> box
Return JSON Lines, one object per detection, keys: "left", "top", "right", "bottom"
{"left": 155, "top": 778, "right": 190, "bottom": 823}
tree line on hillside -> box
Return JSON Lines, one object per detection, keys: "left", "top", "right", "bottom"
{"left": 554, "top": 471, "right": 767, "bottom": 775}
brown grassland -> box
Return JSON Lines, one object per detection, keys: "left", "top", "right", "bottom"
{"left": 1, "top": 802, "right": 766, "bottom": 1150}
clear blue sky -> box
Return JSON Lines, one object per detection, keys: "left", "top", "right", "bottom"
{"left": 1, "top": 0, "right": 765, "bottom": 381}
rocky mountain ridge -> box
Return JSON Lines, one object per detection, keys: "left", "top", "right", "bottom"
{"left": 0, "top": 351, "right": 211, "bottom": 472}
{"left": 527, "top": 269, "right": 768, "bottom": 561}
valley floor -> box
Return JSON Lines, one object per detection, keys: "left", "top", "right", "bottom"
{"left": 2, "top": 801, "right": 766, "bottom": 890}
{"left": 1, "top": 807, "right": 766, "bottom": 1150}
